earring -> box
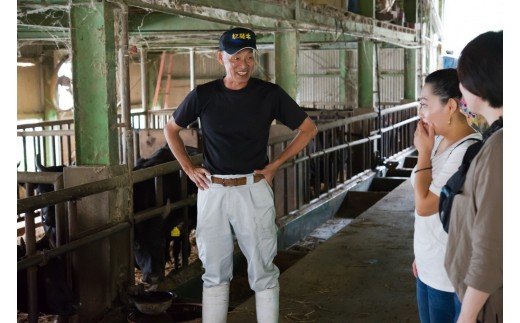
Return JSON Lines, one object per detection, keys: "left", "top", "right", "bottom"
{"left": 448, "top": 115, "right": 452, "bottom": 125}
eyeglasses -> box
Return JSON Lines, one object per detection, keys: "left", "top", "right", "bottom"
{"left": 459, "top": 98, "right": 477, "bottom": 118}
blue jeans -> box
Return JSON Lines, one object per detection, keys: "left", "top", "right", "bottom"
{"left": 416, "top": 278, "right": 456, "bottom": 323}
{"left": 454, "top": 293, "right": 462, "bottom": 321}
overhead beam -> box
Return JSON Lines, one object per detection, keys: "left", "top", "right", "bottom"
{"left": 18, "top": 0, "right": 419, "bottom": 48}
{"left": 130, "top": 29, "right": 358, "bottom": 50}
{"left": 124, "top": 0, "right": 418, "bottom": 47}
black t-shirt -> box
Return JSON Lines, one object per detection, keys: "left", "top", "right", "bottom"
{"left": 173, "top": 77, "right": 308, "bottom": 175}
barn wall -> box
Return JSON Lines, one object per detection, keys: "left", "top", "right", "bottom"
{"left": 17, "top": 59, "right": 43, "bottom": 119}
{"left": 298, "top": 49, "right": 340, "bottom": 107}
{"left": 134, "top": 50, "right": 267, "bottom": 109}
{"left": 18, "top": 46, "right": 408, "bottom": 120}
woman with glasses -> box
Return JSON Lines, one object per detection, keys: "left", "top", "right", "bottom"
{"left": 444, "top": 30, "right": 503, "bottom": 323}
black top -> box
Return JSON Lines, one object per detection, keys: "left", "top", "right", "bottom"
{"left": 173, "top": 77, "right": 308, "bottom": 174}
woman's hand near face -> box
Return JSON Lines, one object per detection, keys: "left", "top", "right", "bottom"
{"left": 414, "top": 120, "right": 435, "bottom": 155}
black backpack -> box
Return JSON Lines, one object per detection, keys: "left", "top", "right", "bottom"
{"left": 438, "top": 140, "right": 483, "bottom": 233}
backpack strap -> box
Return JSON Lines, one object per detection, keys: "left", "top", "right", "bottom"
{"left": 439, "top": 140, "right": 483, "bottom": 233}
{"left": 445, "top": 140, "right": 483, "bottom": 192}
{"left": 446, "top": 137, "right": 482, "bottom": 159}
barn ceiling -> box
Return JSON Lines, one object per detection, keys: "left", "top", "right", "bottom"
{"left": 17, "top": 0, "right": 420, "bottom": 52}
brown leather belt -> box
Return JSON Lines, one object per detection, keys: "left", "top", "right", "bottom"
{"left": 211, "top": 174, "right": 264, "bottom": 187}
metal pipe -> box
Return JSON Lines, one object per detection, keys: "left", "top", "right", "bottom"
{"left": 24, "top": 183, "right": 38, "bottom": 323}
{"left": 53, "top": 175, "right": 64, "bottom": 247}
{"left": 380, "top": 102, "right": 419, "bottom": 116}
{"left": 18, "top": 222, "right": 131, "bottom": 271}
{"left": 17, "top": 129, "right": 75, "bottom": 137}
{"left": 116, "top": 2, "right": 134, "bottom": 170}
{"left": 140, "top": 47, "right": 149, "bottom": 128}
{"left": 19, "top": 195, "right": 195, "bottom": 272}
{"left": 277, "top": 134, "right": 382, "bottom": 171}
{"left": 189, "top": 48, "right": 202, "bottom": 129}
{"left": 378, "top": 116, "right": 420, "bottom": 133}
{"left": 180, "top": 172, "right": 190, "bottom": 268}
{"left": 18, "top": 171, "right": 62, "bottom": 184}
{"left": 18, "top": 174, "right": 129, "bottom": 214}
{"left": 134, "top": 196, "right": 196, "bottom": 224}
{"left": 17, "top": 119, "right": 73, "bottom": 129}
{"left": 189, "top": 47, "right": 195, "bottom": 91}
{"left": 17, "top": 155, "right": 204, "bottom": 214}
{"left": 22, "top": 136, "right": 28, "bottom": 171}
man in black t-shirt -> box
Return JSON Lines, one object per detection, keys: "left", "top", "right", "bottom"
{"left": 164, "top": 27, "right": 317, "bottom": 323}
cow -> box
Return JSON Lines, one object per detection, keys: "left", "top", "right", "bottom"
{"left": 308, "top": 129, "right": 349, "bottom": 196}
{"left": 34, "top": 156, "right": 64, "bottom": 248}
{"left": 17, "top": 236, "right": 80, "bottom": 316}
{"left": 133, "top": 144, "right": 199, "bottom": 284}
{"left": 31, "top": 146, "right": 200, "bottom": 286}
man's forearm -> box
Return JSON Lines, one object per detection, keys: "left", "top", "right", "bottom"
{"left": 271, "top": 120, "right": 317, "bottom": 169}
{"left": 164, "top": 121, "right": 195, "bottom": 172}
{"left": 164, "top": 118, "right": 210, "bottom": 189}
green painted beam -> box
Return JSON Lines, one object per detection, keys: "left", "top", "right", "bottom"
{"left": 128, "top": 13, "right": 230, "bottom": 32}
{"left": 70, "top": 1, "right": 118, "bottom": 166}
{"left": 275, "top": 31, "right": 299, "bottom": 100}
{"left": 17, "top": 30, "right": 69, "bottom": 42}
{"left": 131, "top": 32, "right": 358, "bottom": 50}
{"left": 404, "top": 48, "right": 417, "bottom": 100}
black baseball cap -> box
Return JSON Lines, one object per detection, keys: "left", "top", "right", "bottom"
{"left": 219, "top": 27, "right": 257, "bottom": 55}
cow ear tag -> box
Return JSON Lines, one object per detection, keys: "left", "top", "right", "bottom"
{"left": 171, "top": 227, "right": 181, "bottom": 237}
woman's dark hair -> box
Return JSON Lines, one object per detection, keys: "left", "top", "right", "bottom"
{"left": 457, "top": 30, "right": 503, "bottom": 108}
{"left": 425, "top": 68, "right": 461, "bottom": 105}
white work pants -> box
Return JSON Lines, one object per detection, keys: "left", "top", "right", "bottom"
{"left": 196, "top": 174, "right": 280, "bottom": 292}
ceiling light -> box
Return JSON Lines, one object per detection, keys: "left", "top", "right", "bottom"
{"left": 17, "top": 62, "right": 35, "bottom": 67}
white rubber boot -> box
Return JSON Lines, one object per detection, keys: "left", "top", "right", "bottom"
{"left": 202, "top": 284, "right": 229, "bottom": 323}
{"left": 255, "top": 287, "right": 279, "bottom": 323}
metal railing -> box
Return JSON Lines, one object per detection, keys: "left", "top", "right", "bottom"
{"left": 266, "top": 102, "right": 418, "bottom": 218}
{"left": 17, "top": 154, "right": 203, "bottom": 321}
{"left": 17, "top": 109, "right": 178, "bottom": 171}
{"left": 17, "top": 120, "right": 75, "bottom": 172}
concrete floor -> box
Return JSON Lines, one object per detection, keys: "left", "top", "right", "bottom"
{"left": 228, "top": 179, "right": 418, "bottom": 323}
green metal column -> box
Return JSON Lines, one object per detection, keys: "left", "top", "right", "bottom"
{"left": 403, "top": 0, "right": 417, "bottom": 28}
{"left": 147, "top": 53, "right": 159, "bottom": 110}
{"left": 404, "top": 49, "right": 417, "bottom": 100}
{"left": 70, "top": 1, "right": 118, "bottom": 166}
{"left": 275, "top": 30, "right": 299, "bottom": 100}
{"left": 358, "top": 0, "right": 375, "bottom": 109}
{"left": 339, "top": 50, "right": 347, "bottom": 106}
{"left": 404, "top": 0, "right": 418, "bottom": 101}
